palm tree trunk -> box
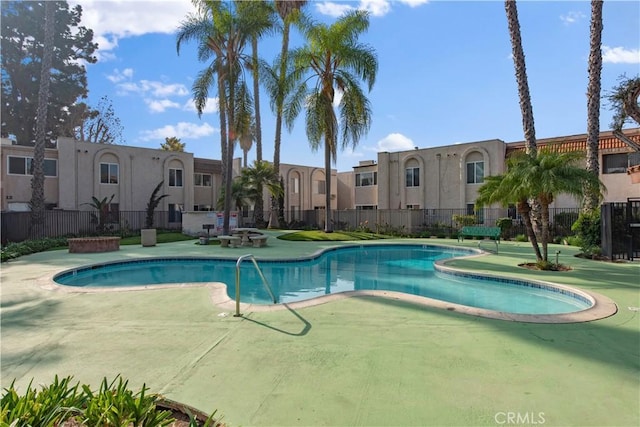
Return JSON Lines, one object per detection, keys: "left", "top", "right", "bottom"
{"left": 218, "top": 73, "right": 228, "bottom": 222}
{"left": 324, "top": 136, "right": 333, "bottom": 233}
{"left": 585, "top": 0, "right": 603, "bottom": 212}
{"left": 30, "top": 1, "right": 54, "bottom": 239}
{"left": 505, "top": 0, "right": 537, "bottom": 156}
{"left": 269, "top": 21, "right": 291, "bottom": 229}
{"left": 540, "top": 201, "right": 551, "bottom": 262}
{"left": 252, "top": 36, "right": 265, "bottom": 226}
{"left": 517, "top": 200, "right": 543, "bottom": 262}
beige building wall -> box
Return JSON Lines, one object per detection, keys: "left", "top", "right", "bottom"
{"left": 337, "top": 171, "right": 354, "bottom": 210}
{"left": 1, "top": 139, "right": 59, "bottom": 211}
{"left": 56, "top": 138, "right": 194, "bottom": 212}
{"left": 280, "top": 163, "right": 337, "bottom": 213}
{"left": 376, "top": 139, "right": 506, "bottom": 210}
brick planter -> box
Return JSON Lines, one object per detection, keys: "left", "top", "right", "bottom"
{"left": 68, "top": 237, "right": 120, "bottom": 253}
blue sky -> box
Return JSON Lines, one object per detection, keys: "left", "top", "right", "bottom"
{"left": 72, "top": 0, "right": 640, "bottom": 172}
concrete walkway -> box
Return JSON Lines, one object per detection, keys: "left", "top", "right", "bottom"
{"left": 1, "top": 232, "right": 639, "bottom": 426}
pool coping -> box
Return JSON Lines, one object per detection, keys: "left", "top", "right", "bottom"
{"left": 39, "top": 243, "right": 618, "bottom": 324}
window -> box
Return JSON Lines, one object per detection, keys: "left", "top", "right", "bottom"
{"left": 169, "top": 168, "right": 183, "bottom": 187}
{"left": 406, "top": 204, "right": 420, "bottom": 210}
{"left": 7, "top": 156, "right": 57, "bottom": 177}
{"left": 356, "top": 205, "right": 377, "bottom": 210}
{"left": 355, "top": 171, "right": 377, "bottom": 187}
{"left": 602, "top": 153, "right": 628, "bottom": 174}
{"left": 291, "top": 177, "right": 299, "bottom": 193}
{"left": 169, "top": 203, "right": 183, "bottom": 222}
{"left": 315, "top": 180, "right": 326, "bottom": 194}
{"left": 194, "top": 173, "right": 212, "bottom": 186}
{"left": 193, "top": 205, "right": 212, "bottom": 211}
{"left": 100, "top": 163, "right": 119, "bottom": 184}
{"left": 466, "top": 161, "right": 484, "bottom": 184}
{"left": 406, "top": 167, "right": 419, "bottom": 187}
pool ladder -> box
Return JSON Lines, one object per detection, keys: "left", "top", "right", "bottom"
{"left": 234, "top": 254, "right": 277, "bottom": 317}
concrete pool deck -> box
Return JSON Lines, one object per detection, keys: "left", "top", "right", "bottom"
{"left": 1, "top": 232, "right": 639, "bottom": 426}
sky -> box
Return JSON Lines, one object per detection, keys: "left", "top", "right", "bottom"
{"left": 70, "top": 0, "right": 640, "bottom": 172}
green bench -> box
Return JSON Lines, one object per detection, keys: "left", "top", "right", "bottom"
{"left": 457, "top": 226, "right": 501, "bottom": 253}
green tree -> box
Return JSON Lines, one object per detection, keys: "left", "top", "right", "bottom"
{"left": 29, "top": 0, "right": 55, "bottom": 239}
{"left": 268, "top": 0, "right": 307, "bottom": 228}
{"left": 178, "top": 1, "right": 257, "bottom": 235}
{"left": 240, "top": 160, "right": 282, "bottom": 224}
{"left": 161, "top": 136, "right": 186, "bottom": 152}
{"left": 1, "top": 1, "right": 98, "bottom": 145}
{"left": 584, "top": 0, "right": 603, "bottom": 212}
{"left": 476, "top": 149, "right": 605, "bottom": 264}
{"left": 288, "top": 10, "right": 377, "bottom": 232}
{"left": 608, "top": 75, "right": 640, "bottom": 130}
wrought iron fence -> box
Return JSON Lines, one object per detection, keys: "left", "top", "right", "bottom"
{"left": 1, "top": 210, "right": 181, "bottom": 245}
{"left": 2, "top": 207, "right": 584, "bottom": 245}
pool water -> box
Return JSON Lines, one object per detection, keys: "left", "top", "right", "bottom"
{"left": 54, "top": 245, "right": 592, "bottom": 315}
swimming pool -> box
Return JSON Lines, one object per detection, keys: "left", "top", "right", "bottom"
{"left": 54, "top": 244, "right": 593, "bottom": 316}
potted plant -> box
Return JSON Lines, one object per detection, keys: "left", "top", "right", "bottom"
{"left": 141, "top": 181, "right": 168, "bottom": 247}
{"left": 198, "top": 232, "right": 210, "bottom": 245}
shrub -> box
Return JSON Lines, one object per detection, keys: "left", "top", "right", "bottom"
{"left": 495, "top": 217, "right": 513, "bottom": 239}
{"left": 1, "top": 237, "right": 70, "bottom": 262}
{"left": 1, "top": 375, "right": 220, "bottom": 426}
{"left": 452, "top": 214, "right": 476, "bottom": 228}
{"left": 571, "top": 210, "right": 601, "bottom": 255}
{"left": 515, "top": 234, "right": 528, "bottom": 242}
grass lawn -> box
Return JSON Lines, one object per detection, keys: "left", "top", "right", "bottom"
{"left": 277, "top": 230, "right": 389, "bottom": 241}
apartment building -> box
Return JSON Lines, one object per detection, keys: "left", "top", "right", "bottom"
{"left": 0, "top": 137, "right": 336, "bottom": 219}
{"left": 342, "top": 129, "right": 640, "bottom": 214}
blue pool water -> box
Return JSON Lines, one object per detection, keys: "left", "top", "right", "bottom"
{"left": 54, "top": 245, "right": 592, "bottom": 315}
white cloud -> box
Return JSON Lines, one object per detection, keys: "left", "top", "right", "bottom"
{"left": 602, "top": 46, "right": 640, "bottom": 64}
{"left": 115, "top": 79, "right": 189, "bottom": 97}
{"left": 69, "top": 0, "right": 196, "bottom": 58}
{"left": 182, "top": 98, "right": 220, "bottom": 114}
{"left": 146, "top": 99, "right": 181, "bottom": 113}
{"left": 399, "top": 0, "right": 429, "bottom": 7}
{"left": 560, "top": 11, "right": 586, "bottom": 25}
{"left": 138, "top": 122, "right": 217, "bottom": 141}
{"left": 106, "top": 68, "right": 134, "bottom": 83}
{"left": 316, "top": 0, "right": 427, "bottom": 18}
{"left": 360, "top": 0, "right": 391, "bottom": 17}
{"left": 375, "top": 133, "right": 416, "bottom": 152}
{"left": 333, "top": 89, "right": 344, "bottom": 108}
{"left": 316, "top": 2, "right": 354, "bottom": 17}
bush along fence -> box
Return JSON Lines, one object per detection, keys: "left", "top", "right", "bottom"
{"left": 2, "top": 207, "right": 585, "bottom": 245}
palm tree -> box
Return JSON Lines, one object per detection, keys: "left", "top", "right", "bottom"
{"left": 241, "top": 160, "right": 283, "bottom": 224}
{"left": 269, "top": 0, "right": 307, "bottom": 228}
{"left": 177, "top": 1, "right": 256, "bottom": 235}
{"left": 477, "top": 149, "right": 605, "bottom": 264}
{"left": 585, "top": 0, "right": 603, "bottom": 212}
{"left": 176, "top": 0, "right": 229, "bottom": 212}
{"left": 29, "top": 0, "right": 55, "bottom": 238}
{"left": 287, "top": 10, "right": 377, "bottom": 232}
{"left": 505, "top": 0, "right": 536, "bottom": 155}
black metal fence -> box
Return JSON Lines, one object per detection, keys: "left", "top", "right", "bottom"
{"left": 2, "top": 206, "right": 584, "bottom": 245}
{"left": 601, "top": 199, "right": 640, "bottom": 260}
{"left": 241, "top": 207, "right": 582, "bottom": 239}
{"left": 1, "top": 210, "right": 181, "bottom": 245}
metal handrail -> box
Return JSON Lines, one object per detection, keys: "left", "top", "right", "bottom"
{"left": 234, "top": 254, "right": 277, "bottom": 317}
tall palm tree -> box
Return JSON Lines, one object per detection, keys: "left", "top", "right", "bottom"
{"left": 505, "top": 0, "right": 537, "bottom": 155}
{"left": 585, "top": 0, "right": 603, "bottom": 212}
{"left": 177, "top": 0, "right": 228, "bottom": 209}
{"left": 477, "top": 149, "right": 605, "bottom": 263}
{"left": 269, "top": 0, "right": 307, "bottom": 228}
{"left": 177, "top": 1, "right": 256, "bottom": 234}
{"left": 29, "top": 0, "right": 55, "bottom": 239}
{"left": 288, "top": 10, "right": 378, "bottom": 232}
